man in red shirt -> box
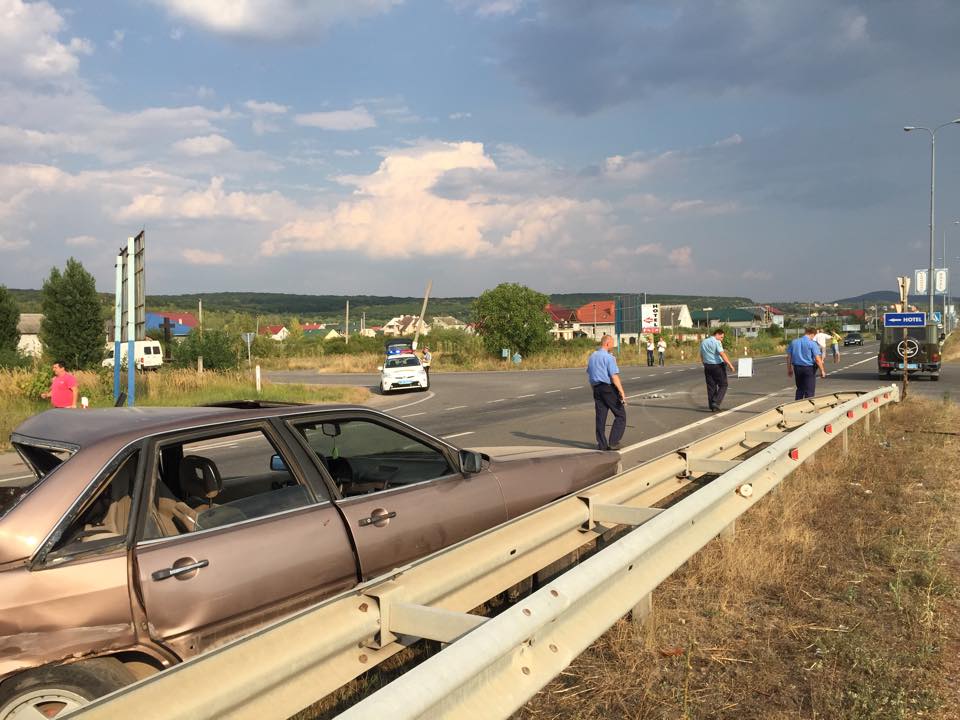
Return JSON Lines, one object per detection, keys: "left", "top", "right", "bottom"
{"left": 41, "top": 360, "right": 79, "bottom": 409}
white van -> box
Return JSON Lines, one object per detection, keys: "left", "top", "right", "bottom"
{"left": 102, "top": 340, "right": 164, "bottom": 370}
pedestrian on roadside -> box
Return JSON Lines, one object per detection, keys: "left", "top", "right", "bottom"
{"left": 40, "top": 360, "right": 78, "bottom": 409}
{"left": 787, "top": 327, "right": 826, "bottom": 400}
{"left": 830, "top": 330, "right": 842, "bottom": 364}
{"left": 700, "top": 328, "right": 735, "bottom": 412}
{"left": 586, "top": 334, "right": 626, "bottom": 451}
{"left": 657, "top": 336, "right": 667, "bottom": 366}
{"left": 646, "top": 336, "right": 655, "bottom": 367}
{"left": 813, "top": 327, "right": 830, "bottom": 360}
{"left": 421, "top": 346, "right": 432, "bottom": 379}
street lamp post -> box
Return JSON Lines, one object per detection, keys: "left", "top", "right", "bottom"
{"left": 904, "top": 119, "right": 960, "bottom": 320}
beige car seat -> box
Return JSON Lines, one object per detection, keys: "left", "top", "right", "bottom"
{"left": 170, "top": 455, "right": 222, "bottom": 532}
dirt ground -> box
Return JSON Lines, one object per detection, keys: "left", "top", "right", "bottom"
{"left": 515, "top": 398, "right": 960, "bottom": 720}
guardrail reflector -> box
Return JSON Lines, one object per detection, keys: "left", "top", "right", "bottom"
{"left": 862, "top": 402, "right": 869, "bottom": 409}
{"left": 847, "top": 410, "right": 855, "bottom": 418}
{"left": 824, "top": 424, "right": 833, "bottom": 434}
{"left": 874, "top": 397, "right": 880, "bottom": 404}
{"left": 884, "top": 392, "right": 890, "bottom": 399}
{"left": 789, "top": 448, "right": 800, "bottom": 460}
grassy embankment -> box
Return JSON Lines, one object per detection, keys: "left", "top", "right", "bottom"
{"left": 298, "top": 398, "right": 959, "bottom": 720}
{"left": 0, "top": 368, "right": 367, "bottom": 451}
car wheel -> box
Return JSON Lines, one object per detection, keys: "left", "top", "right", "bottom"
{"left": 0, "top": 658, "right": 136, "bottom": 719}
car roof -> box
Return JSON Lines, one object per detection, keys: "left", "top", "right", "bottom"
{"left": 12, "top": 403, "right": 366, "bottom": 450}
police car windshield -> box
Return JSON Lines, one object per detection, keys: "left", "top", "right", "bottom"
{"left": 385, "top": 357, "right": 420, "bottom": 368}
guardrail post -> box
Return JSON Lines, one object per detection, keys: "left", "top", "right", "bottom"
{"left": 864, "top": 411, "right": 871, "bottom": 434}
{"left": 630, "top": 592, "right": 654, "bottom": 629}
{"left": 842, "top": 428, "right": 849, "bottom": 454}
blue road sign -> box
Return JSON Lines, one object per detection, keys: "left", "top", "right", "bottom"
{"left": 932, "top": 311, "right": 942, "bottom": 323}
{"left": 883, "top": 312, "right": 926, "bottom": 328}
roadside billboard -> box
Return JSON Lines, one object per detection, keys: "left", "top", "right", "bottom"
{"left": 641, "top": 303, "right": 660, "bottom": 333}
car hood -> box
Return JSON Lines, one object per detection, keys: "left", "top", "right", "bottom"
{"left": 470, "top": 445, "right": 609, "bottom": 461}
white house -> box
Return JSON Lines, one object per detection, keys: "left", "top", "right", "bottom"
{"left": 382, "top": 315, "right": 429, "bottom": 337}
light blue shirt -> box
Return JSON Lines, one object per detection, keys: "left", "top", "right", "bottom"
{"left": 788, "top": 336, "right": 821, "bottom": 366}
{"left": 587, "top": 349, "right": 620, "bottom": 385}
{"left": 700, "top": 336, "right": 724, "bottom": 365}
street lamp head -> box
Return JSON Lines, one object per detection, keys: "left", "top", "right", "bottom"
{"left": 903, "top": 126, "right": 916, "bottom": 131}
{"left": 952, "top": 118, "right": 960, "bottom": 124}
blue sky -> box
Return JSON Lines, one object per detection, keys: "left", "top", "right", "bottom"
{"left": 2, "top": 0, "right": 960, "bottom": 302}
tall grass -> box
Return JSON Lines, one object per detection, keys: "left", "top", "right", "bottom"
{"left": 0, "top": 368, "right": 367, "bottom": 451}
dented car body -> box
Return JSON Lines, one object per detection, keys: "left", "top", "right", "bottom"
{"left": 0, "top": 404, "right": 619, "bottom": 715}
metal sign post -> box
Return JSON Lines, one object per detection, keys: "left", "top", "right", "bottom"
{"left": 113, "top": 231, "right": 145, "bottom": 406}
{"left": 895, "top": 276, "right": 912, "bottom": 399}
{"left": 242, "top": 332, "right": 255, "bottom": 367}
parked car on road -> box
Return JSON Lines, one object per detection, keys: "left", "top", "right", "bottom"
{"left": 843, "top": 332, "right": 863, "bottom": 346}
{"left": 877, "top": 325, "right": 940, "bottom": 380}
{"left": 0, "top": 403, "right": 619, "bottom": 716}
{"left": 379, "top": 354, "right": 429, "bottom": 393}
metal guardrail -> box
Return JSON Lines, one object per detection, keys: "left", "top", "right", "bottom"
{"left": 74, "top": 387, "right": 898, "bottom": 720}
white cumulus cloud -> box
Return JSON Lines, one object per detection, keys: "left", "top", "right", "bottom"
{"left": 0, "top": 0, "right": 94, "bottom": 82}
{"left": 65, "top": 234, "right": 97, "bottom": 246}
{"left": 263, "top": 140, "right": 595, "bottom": 260}
{"left": 150, "top": 0, "right": 402, "bottom": 40}
{"left": 116, "top": 176, "right": 291, "bottom": 222}
{"left": 172, "top": 133, "right": 235, "bottom": 156}
{"left": 295, "top": 107, "right": 376, "bottom": 131}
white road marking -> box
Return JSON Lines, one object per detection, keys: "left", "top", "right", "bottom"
{"left": 630, "top": 377, "right": 643, "bottom": 380}
{"left": 401, "top": 412, "right": 425, "bottom": 418}
{"left": 442, "top": 431, "right": 475, "bottom": 440}
{"left": 486, "top": 398, "right": 506, "bottom": 404}
{"left": 569, "top": 386, "right": 583, "bottom": 390}
{"left": 445, "top": 405, "right": 467, "bottom": 411}
{"left": 191, "top": 440, "right": 243, "bottom": 451}
{"left": 546, "top": 390, "right": 561, "bottom": 394}
{"left": 518, "top": 394, "right": 536, "bottom": 398}
{"left": 0, "top": 473, "right": 35, "bottom": 484}
{"left": 826, "top": 356, "right": 875, "bottom": 376}
{"left": 385, "top": 391, "right": 436, "bottom": 412}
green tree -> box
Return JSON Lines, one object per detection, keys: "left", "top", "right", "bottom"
{"left": 39, "top": 258, "right": 105, "bottom": 369}
{"left": 0, "top": 285, "right": 20, "bottom": 353}
{"left": 473, "top": 283, "right": 552, "bottom": 356}
{"left": 173, "top": 329, "right": 239, "bottom": 370}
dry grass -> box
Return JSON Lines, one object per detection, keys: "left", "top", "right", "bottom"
{"left": 942, "top": 332, "right": 960, "bottom": 363}
{"left": 516, "top": 398, "right": 960, "bottom": 720}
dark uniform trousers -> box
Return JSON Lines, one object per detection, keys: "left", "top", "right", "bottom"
{"left": 591, "top": 382, "right": 626, "bottom": 450}
{"left": 703, "top": 363, "right": 728, "bottom": 410}
{"left": 793, "top": 365, "right": 817, "bottom": 400}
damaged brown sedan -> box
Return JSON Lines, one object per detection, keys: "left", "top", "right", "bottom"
{"left": 0, "top": 403, "right": 619, "bottom": 717}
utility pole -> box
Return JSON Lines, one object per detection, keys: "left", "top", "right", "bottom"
{"left": 345, "top": 301, "right": 350, "bottom": 344}
{"left": 897, "top": 276, "right": 910, "bottom": 399}
{"left": 198, "top": 298, "right": 203, "bottom": 373}
{"left": 412, "top": 280, "right": 432, "bottom": 350}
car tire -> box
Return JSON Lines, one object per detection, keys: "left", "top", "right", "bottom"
{"left": 0, "top": 658, "right": 136, "bottom": 719}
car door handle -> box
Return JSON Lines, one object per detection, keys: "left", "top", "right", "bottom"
{"left": 358, "top": 509, "right": 397, "bottom": 527}
{"left": 151, "top": 559, "right": 209, "bottom": 581}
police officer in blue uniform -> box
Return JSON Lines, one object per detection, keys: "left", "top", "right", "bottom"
{"left": 787, "top": 327, "right": 826, "bottom": 399}
{"left": 586, "top": 335, "right": 626, "bottom": 451}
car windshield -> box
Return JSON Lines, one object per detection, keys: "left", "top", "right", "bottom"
{"left": 385, "top": 357, "right": 420, "bottom": 368}
{"left": 1, "top": 442, "right": 73, "bottom": 520}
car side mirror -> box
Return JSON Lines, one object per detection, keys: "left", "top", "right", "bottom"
{"left": 270, "top": 454, "right": 287, "bottom": 472}
{"left": 459, "top": 449, "right": 483, "bottom": 474}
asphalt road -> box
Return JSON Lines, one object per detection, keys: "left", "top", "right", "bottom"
{"left": 3, "top": 342, "right": 955, "bottom": 483}
{"left": 269, "top": 341, "right": 958, "bottom": 471}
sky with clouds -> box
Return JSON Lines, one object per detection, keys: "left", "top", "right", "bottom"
{"left": 3, "top": 0, "right": 960, "bottom": 302}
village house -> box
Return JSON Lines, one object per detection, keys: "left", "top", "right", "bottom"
{"left": 545, "top": 304, "right": 580, "bottom": 341}
{"left": 382, "top": 315, "right": 429, "bottom": 337}
{"left": 17, "top": 314, "right": 43, "bottom": 357}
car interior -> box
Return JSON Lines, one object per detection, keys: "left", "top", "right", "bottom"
{"left": 291, "top": 419, "right": 453, "bottom": 496}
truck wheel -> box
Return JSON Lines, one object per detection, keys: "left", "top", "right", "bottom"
{"left": 0, "top": 658, "right": 135, "bottom": 719}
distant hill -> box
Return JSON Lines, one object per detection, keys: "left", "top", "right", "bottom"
{"left": 10, "top": 288, "right": 756, "bottom": 324}
{"left": 832, "top": 291, "right": 955, "bottom": 306}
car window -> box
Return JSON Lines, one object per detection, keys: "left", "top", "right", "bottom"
{"left": 47, "top": 450, "right": 140, "bottom": 560}
{"left": 290, "top": 419, "right": 453, "bottom": 496}
{"left": 143, "top": 427, "right": 320, "bottom": 540}
{"left": 385, "top": 357, "right": 420, "bottom": 368}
